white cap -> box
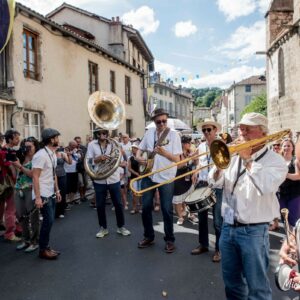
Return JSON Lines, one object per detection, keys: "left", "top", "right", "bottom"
{"left": 238, "top": 112, "right": 268, "bottom": 128}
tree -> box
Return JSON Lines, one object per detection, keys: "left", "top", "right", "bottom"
{"left": 240, "top": 93, "right": 267, "bottom": 118}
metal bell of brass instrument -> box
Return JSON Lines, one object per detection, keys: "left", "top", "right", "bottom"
{"left": 84, "top": 91, "right": 125, "bottom": 180}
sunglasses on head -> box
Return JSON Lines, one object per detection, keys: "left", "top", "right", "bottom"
{"left": 26, "top": 137, "right": 36, "bottom": 142}
{"left": 273, "top": 144, "right": 280, "bottom": 147}
{"left": 202, "top": 128, "right": 212, "bottom": 133}
{"left": 155, "top": 119, "right": 167, "bottom": 125}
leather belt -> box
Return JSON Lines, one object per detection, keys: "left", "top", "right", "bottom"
{"left": 230, "top": 221, "right": 269, "bottom": 227}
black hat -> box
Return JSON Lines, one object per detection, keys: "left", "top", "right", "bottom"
{"left": 181, "top": 135, "right": 192, "bottom": 144}
{"left": 94, "top": 127, "right": 109, "bottom": 134}
{"left": 41, "top": 128, "right": 60, "bottom": 141}
{"left": 151, "top": 108, "right": 169, "bottom": 120}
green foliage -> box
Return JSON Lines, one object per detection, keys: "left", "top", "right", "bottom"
{"left": 185, "top": 87, "right": 222, "bottom": 107}
{"left": 240, "top": 93, "right": 267, "bottom": 117}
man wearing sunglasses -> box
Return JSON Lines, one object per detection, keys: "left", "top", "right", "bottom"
{"left": 191, "top": 119, "right": 222, "bottom": 262}
{"left": 208, "top": 113, "right": 287, "bottom": 300}
{"left": 86, "top": 127, "right": 130, "bottom": 239}
{"left": 136, "top": 108, "right": 182, "bottom": 253}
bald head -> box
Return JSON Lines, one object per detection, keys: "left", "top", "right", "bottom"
{"left": 69, "top": 141, "right": 77, "bottom": 149}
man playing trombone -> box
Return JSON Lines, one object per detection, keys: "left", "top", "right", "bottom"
{"left": 136, "top": 108, "right": 182, "bottom": 253}
{"left": 208, "top": 113, "right": 287, "bottom": 300}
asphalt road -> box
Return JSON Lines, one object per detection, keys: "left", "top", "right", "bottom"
{"left": 0, "top": 197, "right": 299, "bottom": 300}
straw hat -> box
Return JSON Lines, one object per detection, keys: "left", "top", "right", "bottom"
{"left": 197, "top": 118, "right": 221, "bottom": 132}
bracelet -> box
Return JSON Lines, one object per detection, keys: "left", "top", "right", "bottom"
{"left": 55, "top": 190, "right": 60, "bottom": 194}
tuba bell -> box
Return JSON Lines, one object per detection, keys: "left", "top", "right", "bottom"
{"left": 84, "top": 91, "right": 125, "bottom": 180}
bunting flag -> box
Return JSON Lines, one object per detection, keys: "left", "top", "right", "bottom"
{"left": 0, "top": 0, "right": 15, "bottom": 54}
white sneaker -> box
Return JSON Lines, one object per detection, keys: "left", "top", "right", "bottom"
{"left": 117, "top": 227, "right": 131, "bottom": 236}
{"left": 96, "top": 228, "right": 109, "bottom": 238}
{"left": 24, "top": 244, "right": 39, "bottom": 253}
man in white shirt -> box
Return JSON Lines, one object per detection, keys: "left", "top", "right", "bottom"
{"left": 32, "top": 128, "right": 62, "bottom": 260}
{"left": 208, "top": 113, "right": 288, "bottom": 300}
{"left": 136, "top": 108, "right": 182, "bottom": 253}
{"left": 86, "top": 128, "right": 130, "bottom": 238}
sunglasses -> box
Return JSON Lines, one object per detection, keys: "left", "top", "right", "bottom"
{"left": 273, "top": 144, "right": 280, "bottom": 147}
{"left": 155, "top": 119, "right": 167, "bottom": 125}
{"left": 25, "top": 137, "right": 36, "bottom": 142}
{"left": 202, "top": 128, "right": 213, "bottom": 133}
{"left": 97, "top": 132, "right": 108, "bottom": 136}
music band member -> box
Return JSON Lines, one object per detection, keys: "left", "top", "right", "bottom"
{"left": 86, "top": 128, "right": 131, "bottom": 238}
{"left": 32, "top": 128, "right": 62, "bottom": 260}
{"left": 208, "top": 113, "right": 288, "bottom": 300}
{"left": 136, "top": 108, "right": 182, "bottom": 253}
{"left": 191, "top": 119, "right": 223, "bottom": 263}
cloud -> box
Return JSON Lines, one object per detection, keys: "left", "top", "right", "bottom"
{"left": 173, "top": 20, "right": 198, "bottom": 38}
{"left": 184, "top": 65, "right": 265, "bottom": 89}
{"left": 18, "top": 0, "right": 95, "bottom": 15}
{"left": 122, "top": 6, "right": 159, "bottom": 35}
{"left": 216, "top": 0, "right": 256, "bottom": 21}
{"left": 257, "top": 0, "right": 272, "bottom": 14}
{"left": 219, "top": 20, "right": 266, "bottom": 61}
{"left": 155, "top": 60, "right": 191, "bottom": 79}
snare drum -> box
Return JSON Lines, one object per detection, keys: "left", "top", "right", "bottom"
{"left": 184, "top": 187, "right": 216, "bottom": 213}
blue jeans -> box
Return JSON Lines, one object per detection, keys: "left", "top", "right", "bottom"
{"left": 39, "top": 196, "right": 56, "bottom": 251}
{"left": 94, "top": 182, "right": 124, "bottom": 229}
{"left": 141, "top": 177, "right": 174, "bottom": 242}
{"left": 212, "top": 188, "right": 223, "bottom": 251}
{"left": 220, "top": 223, "right": 272, "bottom": 300}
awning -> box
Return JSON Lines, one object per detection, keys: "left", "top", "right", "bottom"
{"left": 146, "top": 118, "right": 192, "bottom": 132}
{"left": 0, "top": 98, "right": 15, "bottom": 105}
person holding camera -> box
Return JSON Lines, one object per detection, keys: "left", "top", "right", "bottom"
{"left": 14, "top": 137, "right": 40, "bottom": 252}
{"left": 64, "top": 141, "right": 81, "bottom": 204}
{"left": 0, "top": 129, "right": 21, "bottom": 242}
{"left": 32, "top": 128, "right": 62, "bottom": 260}
{"left": 55, "top": 145, "right": 72, "bottom": 218}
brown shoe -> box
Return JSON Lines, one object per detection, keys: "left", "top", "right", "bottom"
{"left": 165, "top": 241, "right": 175, "bottom": 253}
{"left": 138, "top": 238, "right": 155, "bottom": 248}
{"left": 191, "top": 245, "right": 209, "bottom": 255}
{"left": 39, "top": 249, "right": 58, "bottom": 260}
{"left": 212, "top": 251, "right": 221, "bottom": 262}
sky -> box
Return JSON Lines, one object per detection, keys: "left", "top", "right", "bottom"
{"left": 18, "top": 0, "right": 272, "bottom": 89}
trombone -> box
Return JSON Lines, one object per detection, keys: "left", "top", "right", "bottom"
{"left": 130, "top": 129, "right": 290, "bottom": 196}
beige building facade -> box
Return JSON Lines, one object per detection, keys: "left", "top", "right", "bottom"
{"left": 226, "top": 75, "right": 266, "bottom": 131}
{"left": 266, "top": 0, "right": 300, "bottom": 136}
{"left": 0, "top": 3, "right": 154, "bottom": 144}
{"left": 147, "top": 73, "right": 193, "bottom": 127}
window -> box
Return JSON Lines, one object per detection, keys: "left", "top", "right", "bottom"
{"left": 132, "top": 58, "right": 136, "bottom": 68}
{"left": 278, "top": 48, "right": 285, "bottom": 97}
{"left": 110, "top": 70, "right": 115, "bottom": 93}
{"left": 88, "top": 61, "right": 98, "bottom": 94}
{"left": 245, "top": 85, "right": 251, "bottom": 92}
{"left": 23, "top": 111, "right": 41, "bottom": 139}
{"left": 154, "top": 86, "right": 157, "bottom": 93}
{"left": 169, "top": 91, "right": 173, "bottom": 97}
{"left": 126, "top": 119, "right": 132, "bottom": 137}
{"left": 245, "top": 95, "right": 252, "bottom": 105}
{"left": 159, "top": 88, "right": 163, "bottom": 95}
{"left": 159, "top": 100, "right": 163, "bottom": 108}
{"left": 23, "top": 29, "right": 39, "bottom": 80}
{"left": 125, "top": 75, "right": 131, "bottom": 104}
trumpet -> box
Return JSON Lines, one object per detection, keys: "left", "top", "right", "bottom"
{"left": 130, "top": 129, "right": 290, "bottom": 196}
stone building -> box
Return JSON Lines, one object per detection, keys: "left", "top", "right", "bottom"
{"left": 226, "top": 75, "right": 266, "bottom": 132}
{"left": 266, "top": 0, "right": 300, "bottom": 136}
{"left": 0, "top": 3, "right": 154, "bottom": 143}
{"left": 147, "top": 73, "right": 193, "bottom": 127}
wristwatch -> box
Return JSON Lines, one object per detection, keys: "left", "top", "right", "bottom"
{"left": 242, "top": 158, "right": 253, "bottom": 167}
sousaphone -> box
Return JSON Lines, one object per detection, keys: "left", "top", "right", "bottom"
{"left": 84, "top": 91, "right": 125, "bottom": 180}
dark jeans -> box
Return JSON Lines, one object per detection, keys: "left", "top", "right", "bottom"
{"left": 212, "top": 188, "right": 223, "bottom": 251}
{"left": 94, "top": 182, "right": 124, "bottom": 229}
{"left": 39, "top": 196, "right": 56, "bottom": 251}
{"left": 197, "top": 183, "right": 223, "bottom": 249}
{"left": 55, "top": 175, "right": 67, "bottom": 217}
{"left": 141, "top": 177, "right": 174, "bottom": 242}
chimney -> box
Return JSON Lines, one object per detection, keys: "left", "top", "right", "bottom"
{"left": 116, "top": 16, "right": 120, "bottom": 22}
{"left": 112, "top": 17, "right": 115, "bottom": 22}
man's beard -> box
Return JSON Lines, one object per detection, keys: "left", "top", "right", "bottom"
{"left": 52, "top": 142, "right": 59, "bottom": 147}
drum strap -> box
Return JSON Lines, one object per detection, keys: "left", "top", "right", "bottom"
{"left": 231, "top": 148, "right": 268, "bottom": 195}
